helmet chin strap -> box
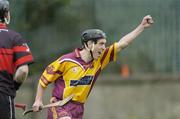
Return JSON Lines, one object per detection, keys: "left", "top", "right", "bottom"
{"left": 84, "top": 42, "right": 95, "bottom": 60}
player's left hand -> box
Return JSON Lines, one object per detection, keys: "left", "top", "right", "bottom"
{"left": 141, "top": 15, "right": 154, "bottom": 28}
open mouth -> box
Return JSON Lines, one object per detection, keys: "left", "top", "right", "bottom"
{"left": 98, "top": 51, "right": 102, "bottom": 55}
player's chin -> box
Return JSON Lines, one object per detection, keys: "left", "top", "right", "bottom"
{"left": 93, "top": 54, "right": 101, "bottom": 59}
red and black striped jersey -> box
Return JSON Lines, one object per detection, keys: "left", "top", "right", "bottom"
{"left": 0, "top": 23, "right": 34, "bottom": 97}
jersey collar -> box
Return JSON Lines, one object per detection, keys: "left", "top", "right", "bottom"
{"left": 75, "top": 48, "right": 81, "bottom": 58}
{"left": 0, "top": 23, "right": 7, "bottom": 29}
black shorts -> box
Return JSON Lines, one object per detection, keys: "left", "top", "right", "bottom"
{"left": 0, "top": 92, "right": 15, "bottom": 119}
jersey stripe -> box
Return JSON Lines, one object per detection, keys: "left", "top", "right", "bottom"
{"left": 0, "top": 48, "right": 13, "bottom": 55}
{"left": 14, "top": 55, "right": 33, "bottom": 68}
{"left": 13, "top": 46, "right": 29, "bottom": 52}
{"left": 100, "top": 48, "right": 109, "bottom": 64}
{"left": 110, "top": 45, "right": 114, "bottom": 61}
{"left": 40, "top": 75, "right": 51, "bottom": 86}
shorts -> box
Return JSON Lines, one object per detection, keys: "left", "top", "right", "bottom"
{"left": 0, "top": 92, "right": 15, "bottom": 119}
{"left": 47, "top": 97, "right": 84, "bottom": 119}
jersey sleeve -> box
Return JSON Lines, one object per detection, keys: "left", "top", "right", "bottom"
{"left": 39, "top": 58, "right": 66, "bottom": 88}
{"left": 100, "top": 42, "right": 118, "bottom": 70}
{"left": 13, "top": 33, "right": 33, "bottom": 69}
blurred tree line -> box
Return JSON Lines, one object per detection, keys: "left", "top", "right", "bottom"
{"left": 9, "top": 0, "right": 180, "bottom": 75}
{"left": 10, "top": 0, "right": 98, "bottom": 74}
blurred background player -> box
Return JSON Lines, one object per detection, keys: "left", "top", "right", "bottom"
{"left": 0, "top": 0, "right": 34, "bottom": 119}
{"left": 32, "top": 15, "right": 153, "bottom": 119}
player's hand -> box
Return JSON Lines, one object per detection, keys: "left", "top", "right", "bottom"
{"left": 141, "top": 15, "right": 154, "bottom": 28}
{"left": 32, "top": 101, "right": 43, "bottom": 112}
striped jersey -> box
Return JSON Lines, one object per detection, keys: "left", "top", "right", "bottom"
{"left": 0, "top": 23, "right": 34, "bottom": 97}
{"left": 39, "top": 43, "right": 118, "bottom": 103}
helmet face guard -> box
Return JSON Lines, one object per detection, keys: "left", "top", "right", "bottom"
{"left": 81, "top": 29, "right": 106, "bottom": 45}
{"left": 0, "top": 0, "right": 9, "bottom": 23}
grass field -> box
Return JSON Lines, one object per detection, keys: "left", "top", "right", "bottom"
{"left": 14, "top": 74, "right": 180, "bottom": 119}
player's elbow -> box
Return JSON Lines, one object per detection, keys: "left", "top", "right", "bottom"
{"left": 15, "top": 65, "right": 29, "bottom": 83}
{"left": 117, "top": 41, "right": 129, "bottom": 51}
{"left": 18, "top": 65, "right": 29, "bottom": 75}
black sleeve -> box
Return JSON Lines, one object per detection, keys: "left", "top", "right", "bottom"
{"left": 12, "top": 33, "right": 34, "bottom": 69}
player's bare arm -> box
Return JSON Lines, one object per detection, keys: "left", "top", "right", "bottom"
{"left": 14, "top": 65, "right": 29, "bottom": 83}
{"left": 117, "top": 15, "right": 154, "bottom": 52}
{"left": 13, "top": 65, "right": 29, "bottom": 90}
{"left": 32, "top": 83, "right": 44, "bottom": 112}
